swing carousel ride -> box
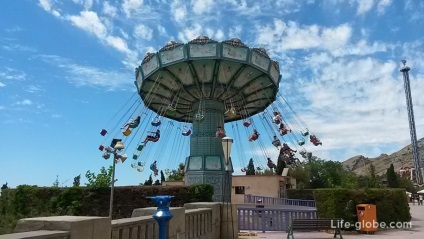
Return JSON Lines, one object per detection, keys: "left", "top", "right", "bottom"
{"left": 98, "top": 36, "right": 322, "bottom": 200}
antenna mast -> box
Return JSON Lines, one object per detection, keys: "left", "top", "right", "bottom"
{"left": 400, "top": 60, "right": 423, "bottom": 185}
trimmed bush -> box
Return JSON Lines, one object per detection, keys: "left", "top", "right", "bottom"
{"left": 313, "top": 188, "right": 411, "bottom": 224}
{"left": 287, "top": 189, "right": 314, "bottom": 200}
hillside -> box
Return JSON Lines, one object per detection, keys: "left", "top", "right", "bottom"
{"left": 341, "top": 137, "right": 424, "bottom": 176}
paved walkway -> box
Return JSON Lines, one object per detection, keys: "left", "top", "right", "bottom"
{"left": 239, "top": 203, "right": 424, "bottom": 239}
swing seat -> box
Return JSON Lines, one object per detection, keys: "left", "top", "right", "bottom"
{"left": 100, "top": 129, "right": 107, "bottom": 136}
{"left": 301, "top": 129, "right": 309, "bottom": 137}
{"left": 249, "top": 135, "right": 258, "bottom": 141}
{"left": 151, "top": 117, "right": 161, "bottom": 127}
{"left": 166, "top": 106, "right": 176, "bottom": 115}
{"left": 133, "top": 154, "right": 138, "bottom": 160}
{"left": 137, "top": 168, "right": 143, "bottom": 172}
{"left": 137, "top": 145, "right": 144, "bottom": 151}
{"left": 99, "top": 145, "right": 105, "bottom": 151}
{"left": 243, "top": 121, "right": 251, "bottom": 127}
{"left": 225, "top": 108, "right": 237, "bottom": 118}
{"left": 297, "top": 140, "right": 305, "bottom": 146}
{"left": 122, "top": 128, "right": 132, "bottom": 136}
{"left": 138, "top": 161, "right": 145, "bottom": 167}
{"left": 241, "top": 168, "right": 246, "bottom": 172}
{"left": 182, "top": 129, "right": 191, "bottom": 136}
{"left": 131, "top": 163, "right": 136, "bottom": 168}
{"left": 195, "top": 113, "right": 204, "bottom": 121}
{"left": 102, "top": 152, "right": 110, "bottom": 159}
{"left": 272, "top": 140, "right": 281, "bottom": 147}
{"left": 128, "top": 122, "right": 140, "bottom": 129}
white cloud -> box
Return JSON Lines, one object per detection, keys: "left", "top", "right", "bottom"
{"left": 102, "top": 1, "right": 118, "bottom": 17}
{"left": 355, "top": 0, "right": 375, "bottom": 15}
{"left": 173, "top": 7, "right": 187, "bottom": 23}
{"left": 16, "top": 99, "right": 33, "bottom": 105}
{"left": 68, "top": 11, "right": 107, "bottom": 38}
{"left": 122, "top": 0, "right": 144, "bottom": 18}
{"left": 255, "top": 20, "right": 352, "bottom": 54}
{"left": 26, "top": 85, "right": 44, "bottom": 93}
{"left": 105, "top": 36, "right": 131, "bottom": 53}
{"left": 38, "top": 0, "right": 61, "bottom": 17}
{"left": 177, "top": 24, "right": 203, "bottom": 42}
{"left": 0, "top": 82, "right": 5, "bottom": 87}
{"left": 38, "top": 54, "right": 133, "bottom": 90}
{"left": 377, "top": 0, "right": 392, "bottom": 15}
{"left": 134, "top": 24, "right": 153, "bottom": 40}
{"left": 0, "top": 67, "right": 27, "bottom": 81}
{"left": 191, "top": 0, "right": 214, "bottom": 15}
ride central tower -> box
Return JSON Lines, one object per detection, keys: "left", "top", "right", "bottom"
{"left": 135, "top": 36, "right": 281, "bottom": 202}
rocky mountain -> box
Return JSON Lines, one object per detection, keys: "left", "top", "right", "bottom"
{"left": 341, "top": 137, "right": 424, "bottom": 176}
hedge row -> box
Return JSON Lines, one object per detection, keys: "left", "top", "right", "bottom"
{"left": 286, "top": 189, "right": 315, "bottom": 200}
{"left": 0, "top": 184, "right": 213, "bottom": 220}
{"left": 313, "top": 188, "right": 411, "bottom": 224}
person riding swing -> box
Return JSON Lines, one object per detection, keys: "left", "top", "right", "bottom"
{"left": 143, "top": 129, "right": 160, "bottom": 145}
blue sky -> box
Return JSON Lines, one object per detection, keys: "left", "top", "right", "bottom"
{"left": 1, "top": 0, "right": 424, "bottom": 188}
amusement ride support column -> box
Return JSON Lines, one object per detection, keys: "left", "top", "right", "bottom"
{"left": 184, "top": 99, "right": 233, "bottom": 202}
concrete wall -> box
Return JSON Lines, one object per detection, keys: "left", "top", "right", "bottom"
{"left": 231, "top": 175, "right": 291, "bottom": 204}
{"left": 161, "top": 180, "right": 185, "bottom": 186}
{"left": 2, "top": 203, "right": 238, "bottom": 239}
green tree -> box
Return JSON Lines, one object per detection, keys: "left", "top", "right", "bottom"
{"left": 73, "top": 175, "right": 81, "bottom": 187}
{"left": 144, "top": 174, "right": 153, "bottom": 186}
{"left": 246, "top": 158, "right": 255, "bottom": 175}
{"left": 386, "top": 163, "right": 399, "bottom": 188}
{"left": 167, "top": 163, "right": 185, "bottom": 181}
{"left": 276, "top": 159, "right": 286, "bottom": 176}
{"left": 398, "top": 176, "right": 416, "bottom": 193}
{"left": 154, "top": 179, "right": 161, "bottom": 185}
{"left": 85, "top": 166, "right": 116, "bottom": 188}
{"left": 52, "top": 175, "right": 60, "bottom": 187}
{"left": 367, "top": 163, "right": 381, "bottom": 188}
{"left": 160, "top": 170, "right": 166, "bottom": 184}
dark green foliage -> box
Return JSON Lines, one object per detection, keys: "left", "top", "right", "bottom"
{"left": 286, "top": 189, "right": 315, "bottom": 200}
{"left": 187, "top": 184, "right": 214, "bottom": 202}
{"left": 246, "top": 158, "right": 255, "bottom": 175}
{"left": 398, "top": 176, "right": 416, "bottom": 193}
{"left": 160, "top": 170, "right": 165, "bottom": 184}
{"left": 1, "top": 183, "right": 8, "bottom": 190}
{"left": 276, "top": 159, "right": 286, "bottom": 176}
{"left": 367, "top": 164, "right": 381, "bottom": 188}
{"left": 0, "top": 184, "right": 213, "bottom": 234}
{"left": 386, "top": 164, "right": 399, "bottom": 188}
{"left": 73, "top": 175, "right": 81, "bottom": 187}
{"left": 314, "top": 188, "right": 411, "bottom": 224}
{"left": 154, "top": 180, "right": 161, "bottom": 185}
{"left": 167, "top": 163, "right": 185, "bottom": 181}
{"left": 85, "top": 166, "right": 116, "bottom": 188}
{"left": 144, "top": 174, "right": 153, "bottom": 185}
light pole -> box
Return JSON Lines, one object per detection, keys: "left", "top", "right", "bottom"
{"left": 222, "top": 137, "right": 234, "bottom": 202}
{"left": 109, "top": 139, "right": 126, "bottom": 218}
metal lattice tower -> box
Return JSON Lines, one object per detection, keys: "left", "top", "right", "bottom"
{"left": 400, "top": 60, "right": 423, "bottom": 185}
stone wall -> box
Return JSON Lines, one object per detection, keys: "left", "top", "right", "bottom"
{"left": 0, "top": 202, "right": 238, "bottom": 239}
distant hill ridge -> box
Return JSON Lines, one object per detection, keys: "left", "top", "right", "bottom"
{"left": 341, "top": 137, "right": 424, "bottom": 176}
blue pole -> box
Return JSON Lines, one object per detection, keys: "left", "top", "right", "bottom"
{"left": 149, "top": 195, "right": 174, "bottom": 239}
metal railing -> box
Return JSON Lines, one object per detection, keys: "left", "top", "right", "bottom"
{"left": 244, "top": 194, "right": 316, "bottom": 207}
{"left": 237, "top": 207, "right": 317, "bottom": 232}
